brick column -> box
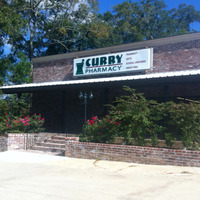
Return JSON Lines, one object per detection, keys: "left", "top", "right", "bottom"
{"left": 0, "top": 136, "right": 8, "bottom": 152}
{"left": 65, "top": 137, "right": 79, "bottom": 157}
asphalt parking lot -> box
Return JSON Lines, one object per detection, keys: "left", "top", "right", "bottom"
{"left": 0, "top": 150, "right": 200, "bottom": 200}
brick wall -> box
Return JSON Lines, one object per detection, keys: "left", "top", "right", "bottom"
{"left": 33, "top": 39, "right": 200, "bottom": 83}
{"left": 0, "top": 133, "right": 57, "bottom": 151}
{"left": 152, "top": 40, "right": 200, "bottom": 73}
{"left": 8, "top": 133, "right": 58, "bottom": 150}
{"left": 65, "top": 137, "right": 200, "bottom": 167}
{"left": 33, "top": 59, "right": 73, "bottom": 83}
{"left": 0, "top": 137, "right": 7, "bottom": 152}
{"left": 8, "top": 133, "right": 36, "bottom": 150}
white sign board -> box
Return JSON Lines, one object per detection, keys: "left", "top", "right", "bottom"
{"left": 73, "top": 48, "right": 153, "bottom": 76}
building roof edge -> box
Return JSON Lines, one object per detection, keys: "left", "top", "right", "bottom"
{"left": 32, "top": 32, "right": 200, "bottom": 63}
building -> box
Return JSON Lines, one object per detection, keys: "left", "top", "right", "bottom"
{"left": 1, "top": 33, "right": 200, "bottom": 133}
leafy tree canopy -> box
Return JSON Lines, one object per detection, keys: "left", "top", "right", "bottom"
{"left": 99, "top": 0, "right": 200, "bottom": 43}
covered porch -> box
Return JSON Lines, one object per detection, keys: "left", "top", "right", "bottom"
{"left": 1, "top": 69, "right": 200, "bottom": 133}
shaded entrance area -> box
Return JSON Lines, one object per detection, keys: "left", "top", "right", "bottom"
{"left": 1, "top": 71, "right": 200, "bottom": 133}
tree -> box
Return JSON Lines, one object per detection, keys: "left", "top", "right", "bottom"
{"left": 133, "top": 0, "right": 170, "bottom": 40}
{"left": 169, "top": 4, "right": 200, "bottom": 34}
{"left": 7, "top": 0, "right": 101, "bottom": 57}
{"left": 113, "top": 0, "right": 144, "bottom": 42}
{"left": 100, "top": 0, "right": 200, "bottom": 43}
{"left": 0, "top": 1, "right": 24, "bottom": 53}
{"left": 95, "top": 11, "right": 123, "bottom": 47}
{"left": 0, "top": 0, "right": 24, "bottom": 86}
{"left": 42, "top": 2, "right": 115, "bottom": 54}
{"left": 9, "top": 52, "right": 32, "bottom": 85}
{"left": 0, "top": 0, "right": 106, "bottom": 83}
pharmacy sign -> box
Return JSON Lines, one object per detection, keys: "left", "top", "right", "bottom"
{"left": 73, "top": 48, "right": 153, "bottom": 76}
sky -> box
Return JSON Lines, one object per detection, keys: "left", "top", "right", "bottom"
{"left": 98, "top": 0, "right": 200, "bottom": 31}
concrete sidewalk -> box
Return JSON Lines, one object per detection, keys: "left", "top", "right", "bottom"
{"left": 0, "top": 151, "right": 200, "bottom": 200}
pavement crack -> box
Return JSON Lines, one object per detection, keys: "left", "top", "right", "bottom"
{"left": 93, "top": 159, "right": 107, "bottom": 169}
{"left": 93, "top": 160, "right": 137, "bottom": 173}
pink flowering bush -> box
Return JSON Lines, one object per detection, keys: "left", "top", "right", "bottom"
{"left": 0, "top": 113, "right": 45, "bottom": 135}
{"left": 82, "top": 115, "right": 121, "bottom": 143}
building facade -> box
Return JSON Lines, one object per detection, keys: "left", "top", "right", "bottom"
{"left": 1, "top": 33, "right": 200, "bottom": 133}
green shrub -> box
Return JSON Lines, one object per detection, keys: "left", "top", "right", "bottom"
{"left": 0, "top": 98, "right": 9, "bottom": 123}
{"left": 155, "top": 100, "right": 200, "bottom": 149}
{"left": 152, "top": 101, "right": 178, "bottom": 147}
{"left": 168, "top": 101, "right": 200, "bottom": 149}
{"left": 81, "top": 86, "right": 200, "bottom": 150}
{"left": 165, "top": 132, "right": 176, "bottom": 148}
{"left": 108, "top": 86, "right": 161, "bottom": 145}
{"left": 82, "top": 86, "right": 162, "bottom": 146}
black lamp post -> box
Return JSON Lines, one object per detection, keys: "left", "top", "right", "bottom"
{"left": 79, "top": 91, "right": 93, "bottom": 134}
{"left": 6, "top": 94, "right": 13, "bottom": 126}
{"left": 9, "top": 98, "right": 13, "bottom": 126}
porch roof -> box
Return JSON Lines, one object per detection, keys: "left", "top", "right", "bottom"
{"left": 1, "top": 69, "right": 200, "bottom": 93}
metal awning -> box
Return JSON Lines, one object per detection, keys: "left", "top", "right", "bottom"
{"left": 1, "top": 69, "right": 200, "bottom": 93}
